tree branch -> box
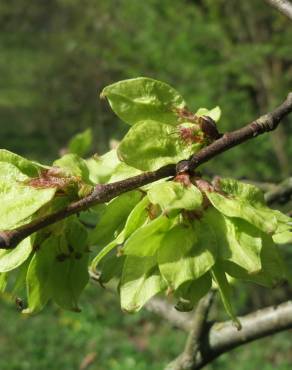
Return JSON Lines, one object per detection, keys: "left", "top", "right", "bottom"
{"left": 264, "top": 177, "right": 292, "bottom": 205}
{"left": 187, "top": 300, "right": 292, "bottom": 369}
{"left": 145, "top": 298, "right": 193, "bottom": 331}
{"left": 0, "top": 92, "right": 292, "bottom": 250}
{"left": 264, "top": 0, "right": 292, "bottom": 20}
{"left": 166, "top": 292, "right": 215, "bottom": 370}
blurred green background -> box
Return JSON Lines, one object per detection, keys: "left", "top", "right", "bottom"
{"left": 0, "top": 0, "right": 291, "bottom": 369}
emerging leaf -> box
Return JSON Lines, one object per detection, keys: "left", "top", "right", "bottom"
{"left": 0, "top": 162, "right": 56, "bottom": 231}
{"left": 89, "top": 191, "right": 143, "bottom": 247}
{"left": 101, "top": 77, "right": 186, "bottom": 126}
{"left": 0, "top": 149, "right": 47, "bottom": 177}
{"left": 123, "top": 215, "right": 171, "bottom": 257}
{"left": 86, "top": 149, "right": 121, "bottom": 184}
{"left": 24, "top": 236, "right": 58, "bottom": 313}
{"left": 54, "top": 153, "right": 92, "bottom": 185}
{"left": 158, "top": 220, "right": 216, "bottom": 289}
{"left": 206, "top": 188, "right": 277, "bottom": 234}
{"left": 120, "top": 255, "right": 166, "bottom": 312}
{"left": 147, "top": 181, "right": 203, "bottom": 213}
{"left": 211, "top": 264, "right": 241, "bottom": 329}
{"left": 68, "top": 128, "right": 93, "bottom": 157}
{"left": 204, "top": 208, "right": 263, "bottom": 274}
{"left": 0, "top": 238, "right": 33, "bottom": 273}
{"left": 196, "top": 106, "right": 221, "bottom": 122}
{"left": 118, "top": 120, "right": 202, "bottom": 171}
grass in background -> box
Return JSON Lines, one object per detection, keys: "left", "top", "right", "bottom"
{"left": 0, "top": 284, "right": 291, "bottom": 370}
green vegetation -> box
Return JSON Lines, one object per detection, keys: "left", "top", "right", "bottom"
{"left": 0, "top": 285, "right": 291, "bottom": 370}
{"left": 0, "top": 0, "right": 292, "bottom": 179}
{"left": 0, "top": 1, "right": 291, "bottom": 369}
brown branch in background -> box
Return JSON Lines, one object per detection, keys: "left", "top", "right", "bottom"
{"left": 196, "top": 300, "right": 292, "bottom": 369}
{"left": 264, "top": 0, "right": 292, "bottom": 20}
{"left": 264, "top": 177, "right": 292, "bottom": 205}
{"left": 0, "top": 92, "right": 292, "bottom": 250}
{"left": 145, "top": 298, "right": 192, "bottom": 331}
{"left": 166, "top": 292, "right": 215, "bottom": 370}
{"left": 149, "top": 300, "right": 292, "bottom": 370}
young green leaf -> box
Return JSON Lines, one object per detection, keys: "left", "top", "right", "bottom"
{"left": 272, "top": 211, "right": 292, "bottom": 244}
{"left": 101, "top": 77, "right": 186, "bottom": 126}
{"left": 0, "top": 149, "right": 47, "bottom": 177}
{"left": 174, "top": 273, "right": 212, "bottom": 312}
{"left": 123, "top": 215, "right": 171, "bottom": 257}
{"left": 0, "top": 237, "right": 33, "bottom": 273}
{"left": 50, "top": 254, "right": 89, "bottom": 312}
{"left": 204, "top": 208, "right": 263, "bottom": 274}
{"left": 108, "top": 162, "right": 141, "bottom": 183}
{"left": 90, "top": 233, "right": 124, "bottom": 271}
{"left": 118, "top": 120, "right": 202, "bottom": 171}
{"left": 24, "top": 236, "right": 58, "bottom": 313}
{"left": 206, "top": 190, "right": 277, "bottom": 234}
{"left": 158, "top": 220, "right": 216, "bottom": 289}
{"left": 211, "top": 264, "right": 241, "bottom": 329}
{"left": 147, "top": 181, "right": 203, "bottom": 212}
{"left": 196, "top": 106, "right": 221, "bottom": 122}
{"left": 86, "top": 149, "right": 121, "bottom": 184}
{"left": 217, "top": 178, "right": 266, "bottom": 204}
{"left": 11, "top": 256, "right": 32, "bottom": 297}
{"left": 0, "top": 273, "right": 7, "bottom": 293}
{"left": 98, "top": 255, "right": 125, "bottom": 285}
{"left": 50, "top": 222, "right": 89, "bottom": 312}
{"left": 226, "top": 233, "right": 286, "bottom": 287}
{"left": 0, "top": 163, "right": 56, "bottom": 230}
{"left": 89, "top": 191, "right": 142, "bottom": 246}
{"left": 66, "top": 218, "right": 88, "bottom": 250}
{"left": 68, "top": 128, "right": 93, "bottom": 157}
{"left": 54, "top": 153, "right": 91, "bottom": 184}
{"left": 120, "top": 255, "right": 167, "bottom": 312}
{"left": 123, "top": 196, "right": 150, "bottom": 239}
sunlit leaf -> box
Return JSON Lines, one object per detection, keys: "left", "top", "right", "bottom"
{"left": 206, "top": 190, "right": 277, "bottom": 234}
{"left": 224, "top": 234, "right": 287, "bottom": 287}
{"left": 0, "top": 163, "right": 56, "bottom": 231}
{"left": 123, "top": 215, "right": 171, "bottom": 257}
{"left": 196, "top": 106, "right": 221, "bottom": 122}
{"left": 158, "top": 220, "right": 216, "bottom": 288}
{"left": 54, "top": 153, "right": 92, "bottom": 184}
{"left": 123, "top": 196, "right": 150, "bottom": 239}
{"left": 0, "top": 149, "right": 47, "bottom": 177}
{"left": 0, "top": 237, "right": 33, "bottom": 273}
{"left": 89, "top": 191, "right": 142, "bottom": 246}
{"left": 118, "top": 120, "right": 202, "bottom": 171}
{"left": 101, "top": 77, "right": 186, "bottom": 126}
{"left": 120, "top": 255, "right": 166, "bottom": 312}
{"left": 86, "top": 149, "right": 121, "bottom": 184}
{"left": 148, "top": 181, "right": 203, "bottom": 213}
{"left": 204, "top": 208, "right": 263, "bottom": 273}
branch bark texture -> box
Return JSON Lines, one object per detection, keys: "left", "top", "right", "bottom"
{"left": 265, "top": 0, "right": 292, "bottom": 20}
{"left": 0, "top": 93, "right": 292, "bottom": 249}
{"left": 159, "top": 300, "right": 292, "bottom": 370}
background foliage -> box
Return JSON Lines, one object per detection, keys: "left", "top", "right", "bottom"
{"left": 0, "top": 0, "right": 291, "bottom": 369}
{"left": 1, "top": 0, "right": 292, "bottom": 179}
